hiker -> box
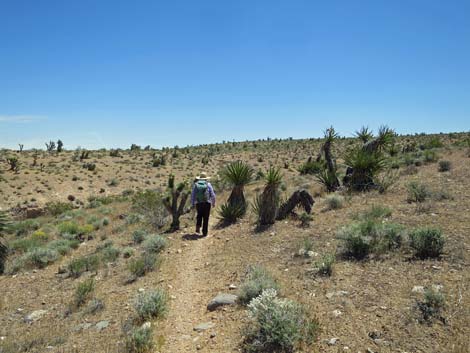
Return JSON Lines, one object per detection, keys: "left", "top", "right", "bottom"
{"left": 191, "top": 172, "right": 216, "bottom": 237}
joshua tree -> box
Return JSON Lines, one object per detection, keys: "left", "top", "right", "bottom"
{"left": 0, "top": 211, "right": 9, "bottom": 274}
{"left": 276, "top": 190, "right": 315, "bottom": 220}
{"left": 256, "top": 167, "right": 283, "bottom": 226}
{"left": 45, "top": 140, "right": 56, "bottom": 153}
{"left": 313, "top": 127, "right": 340, "bottom": 192}
{"left": 18, "top": 144, "right": 24, "bottom": 152}
{"left": 355, "top": 126, "right": 374, "bottom": 144}
{"left": 57, "top": 140, "right": 64, "bottom": 153}
{"left": 221, "top": 160, "right": 254, "bottom": 215}
{"left": 163, "top": 174, "right": 190, "bottom": 231}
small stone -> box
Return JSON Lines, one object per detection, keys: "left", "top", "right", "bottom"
{"left": 210, "top": 332, "right": 216, "bottom": 338}
{"left": 96, "top": 320, "right": 109, "bottom": 331}
{"left": 194, "top": 322, "right": 215, "bottom": 332}
{"left": 141, "top": 322, "right": 151, "bottom": 330}
{"left": 24, "top": 310, "right": 47, "bottom": 323}
{"left": 138, "top": 288, "right": 145, "bottom": 293}
{"left": 327, "top": 338, "right": 340, "bottom": 346}
{"left": 432, "top": 284, "right": 443, "bottom": 292}
{"left": 332, "top": 309, "right": 342, "bottom": 317}
{"left": 412, "top": 286, "right": 425, "bottom": 294}
{"left": 228, "top": 284, "right": 237, "bottom": 290}
{"left": 177, "top": 249, "right": 182, "bottom": 254}
{"left": 207, "top": 294, "right": 238, "bottom": 311}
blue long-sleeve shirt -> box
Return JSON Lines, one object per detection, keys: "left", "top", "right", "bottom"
{"left": 191, "top": 182, "right": 216, "bottom": 206}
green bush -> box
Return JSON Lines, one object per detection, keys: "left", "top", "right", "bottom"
{"left": 9, "top": 236, "right": 44, "bottom": 253}
{"left": 125, "top": 326, "right": 154, "bottom": 353}
{"left": 45, "top": 201, "right": 74, "bottom": 216}
{"left": 122, "top": 247, "right": 135, "bottom": 258}
{"left": 48, "top": 239, "right": 80, "bottom": 255}
{"left": 74, "top": 278, "right": 95, "bottom": 308}
{"left": 438, "top": 160, "right": 452, "bottom": 172}
{"left": 354, "top": 205, "right": 392, "bottom": 221}
{"left": 100, "top": 246, "right": 121, "bottom": 263}
{"left": 316, "top": 254, "right": 335, "bottom": 276}
{"left": 337, "top": 221, "right": 405, "bottom": 260}
{"left": 299, "top": 160, "right": 324, "bottom": 175}
{"left": 142, "top": 235, "right": 166, "bottom": 254}
{"left": 133, "top": 230, "right": 147, "bottom": 244}
{"left": 67, "top": 255, "right": 100, "bottom": 278}
{"left": 238, "top": 265, "right": 280, "bottom": 305}
{"left": 325, "top": 194, "right": 344, "bottom": 210}
{"left": 133, "top": 289, "right": 168, "bottom": 321}
{"left": 132, "top": 190, "right": 168, "bottom": 229}
{"left": 299, "top": 212, "right": 313, "bottom": 228}
{"left": 422, "top": 149, "right": 438, "bottom": 163}
{"left": 9, "top": 219, "right": 40, "bottom": 237}
{"left": 407, "top": 182, "right": 431, "bottom": 203}
{"left": 416, "top": 287, "right": 445, "bottom": 323}
{"left": 243, "top": 289, "right": 318, "bottom": 353}
{"left": 409, "top": 228, "right": 444, "bottom": 259}
{"left": 128, "top": 253, "right": 158, "bottom": 278}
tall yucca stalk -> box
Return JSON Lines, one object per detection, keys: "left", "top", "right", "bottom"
{"left": 0, "top": 211, "right": 10, "bottom": 274}
{"left": 222, "top": 161, "right": 254, "bottom": 214}
{"left": 257, "top": 167, "right": 283, "bottom": 225}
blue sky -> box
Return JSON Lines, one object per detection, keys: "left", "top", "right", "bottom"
{"left": 1, "top": 0, "right": 469, "bottom": 149}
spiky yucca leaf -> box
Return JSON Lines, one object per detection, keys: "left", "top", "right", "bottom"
{"left": 344, "top": 148, "right": 386, "bottom": 191}
{"left": 265, "top": 167, "right": 282, "bottom": 187}
{"left": 315, "top": 168, "right": 340, "bottom": 192}
{"left": 218, "top": 202, "right": 245, "bottom": 224}
{"left": 324, "top": 126, "right": 339, "bottom": 144}
{"left": 221, "top": 161, "right": 254, "bottom": 187}
{"left": 355, "top": 126, "right": 373, "bottom": 143}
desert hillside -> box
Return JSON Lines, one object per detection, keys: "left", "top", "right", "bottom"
{"left": 1, "top": 131, "right": 469, "bottom": 353}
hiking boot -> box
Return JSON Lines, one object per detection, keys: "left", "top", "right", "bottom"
{"left": 195, "top": 227, "right": 201, "bottom": 234}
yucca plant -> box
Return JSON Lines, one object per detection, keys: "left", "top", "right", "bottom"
{"left": 257, "top": 167, "right": 283, "bottom": 225}
{"left": 315, "top": 168, "right": 340, "bottom": 192}
{"left": 362, "top": 125, "right": 395, "bottom": 153}
{"left": 0, "top": 211, "right": 9, "bottom": 274}
{"left": 221, "top": 160, "right": 254, "bottom": 215}
{"left": 355, "top": 126, "right": 374, "bottom": 143}
{"left": 344, "top": 148, "right": 386, "bottom": 191}
{"left": 218, "top": 202, "right": 245, "bottom": 224}
{"left": 314, "top": 127, "right": 340, "bottom": 192}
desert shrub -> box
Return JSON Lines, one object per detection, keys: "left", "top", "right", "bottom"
{"left": 242, "top": 289, "right": 318, "bottom": 353}
{"left": 375, "top": 169, "right": 399, "bottom": 194}
{"left": 108, "top": 178, "right": 119, "bottom": 186}
{"left": 126, "top": 213, "right": 144, "bottom": 225}
{"left": 421, "top": 136, "right": 443, "bottom": 149}
{"left": 407, "top": 181, "right": 431, "bottom": 203}
{"left": 128, "top": 253, "right": 158, "bottom": 278}
{"left": 47, "top": 239, "right": 79, "bottom": 256}
{"left": 316, "top": 254, "right": 335, "bottom": 276}
{"left": 299, "top": 212, "right": 313, "bottom": 228}
{"left": 142, "top": 235, "right": 166, "bottom": 254}
{"left": 133, "top": 289, "right": 168, "bottom": 321}
{"left": 9, "top": 236, "right": 44, "bottom": 253}
{"left": 45, "top": 201, "right": 73, "bottom": 216}
{"left": 416, "top": 287, "right": 445, "bottom": 323}
{"left": 74, "top": 278, "right": 95, "bottom": 308}
{"left": 354, "top": 205, "right": 392, "bottom": 221}
{"left": 122, "top": 247, "right": 135, "bottom": 258}
{"left": 409, "top": 228, "right": 444, "bottom": 259}
{"left": 31, "top": 230, "right": 49, "bottom": 241}
{"left": 85, "top": 298, "right": 105, "bottom": 315}
{"left": 100, "top": 246, "right": 121, "bottom": 262}
{"left": 9, "top": 219, "right": 40, "bottom": 237}
{"left": 132, "top": 190, "right": 168, "bottom": 229}
{"left": 433, "top": 189, "right": 453, "bottom": 201}
{"left": 299, "top": 160, "right": 324, "bottom": 175}
{"left": 57, "top": 221, "right": 80, "bottom": 236}
{"left": 438, "top": 160, "right": 452, "bottom": 172}
{"left": 238, "top": 265, "right": 280, "bottom": 305}
{"left": 218, "top": 202, "right": 245, "bottom": 224}
{"left": 325, "top": 194, "right": 344, "bottom": 210}
{"left": 102, "top": 217, "right": 110, "bottom": 226}
{"left": 82, "top": 162, "right": 96, "bottom": 171}
{"left": 67, "top": 255, "right": 100, "bottom": 278}
{"left": 422, "top": 149, "right": 438, "bottom": 163}
{"left": 133, "top": 230, "right": 147, "bottom": 244}
{"left": 125, "top": 326, "right": 154, "bottom": 353}
{"left": 27, "top": 247, "right": 59, "bottom": 268}
{"left": 337, "top": 221, "right": 404, "bottom": 260}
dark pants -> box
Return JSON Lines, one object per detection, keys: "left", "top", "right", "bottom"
{"left": 196, "top": 202, "right": 211, "bottom": 236}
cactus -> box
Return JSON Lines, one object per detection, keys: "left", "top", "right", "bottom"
{"left": 163, "top": 174, "right": 190, "bottom": 231}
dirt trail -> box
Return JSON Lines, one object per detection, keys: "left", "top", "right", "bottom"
{"left": 159, "top": 217, "right": 222, "bottom": 353}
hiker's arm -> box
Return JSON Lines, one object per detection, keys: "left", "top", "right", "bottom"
{"left": 209, "top": 183, "right": 216, "bottom": 206}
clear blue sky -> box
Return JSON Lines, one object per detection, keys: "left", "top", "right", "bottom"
{"left": 1, "top": 0, "right": 469, "bottom": 149}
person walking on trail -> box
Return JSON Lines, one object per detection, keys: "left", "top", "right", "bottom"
{"left": 191, "top": 172, "right": 216, "bottom": 237}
